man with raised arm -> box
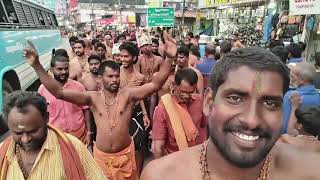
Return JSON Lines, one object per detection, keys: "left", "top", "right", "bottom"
{"left": 23, "top": 32, "right": 176, "bottom": 180}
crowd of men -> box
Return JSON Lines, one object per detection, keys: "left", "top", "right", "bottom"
{"left": 0, "top": 28, "right": 320, "bottom": 180}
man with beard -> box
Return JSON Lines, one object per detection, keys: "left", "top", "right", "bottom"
{"left": 95, "top": 42, "right": 108, "bottom": 62}
{"left": 23, "top": 32, "right": 176, "bottom": 180}
{"left": 152, "top": 38, "right": 161, "bottom": 57}
{"left": 152, "top": 68, "right": 208, "bottom": 159}
{"left": 69, "top": 40, "right": 90, "bottom": 80}
{"left": 0, "top": 91, "right": 106, "bottom": 179}
{"left": 78, "top": 54, "right": 102, "bottom": 91}
{"left": 119, "top": 42, "right": 150, "bottom": 177}
{"left": 141, "top": 47, "right": 320, "bottom": 180}
{"left": 38, "top": 55, "right": 92, "bottom": 147}
{"left": 176, "top": 45, "right": 203, "bottom": 95}
{"left": 282, "top": 62, "right": 320, "bottom": 134}
{"left": 68, "top": 36, "right": 78, "bottom": 59}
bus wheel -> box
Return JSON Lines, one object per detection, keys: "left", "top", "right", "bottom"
{"left": 2, "top": 79, "right": 13, "bottom": 102}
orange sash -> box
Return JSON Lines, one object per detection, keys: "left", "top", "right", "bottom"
{"left": 93, "top": 140, "right": 136, "bottom": 180}
{"left": 161, "top": 94, "right": 199, "bottom": 151}
{"left": 0, "top": 125, "right": 86, "bottom": 180}
{"left": 68, "top": 122, "right": 87, "bottom": 144}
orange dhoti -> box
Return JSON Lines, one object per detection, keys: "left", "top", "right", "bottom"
{"left": 68, "top": 122, "right": 87, "bottom": 144}
{"left": 93, "top": 140, "right": 137, "bottom": 180}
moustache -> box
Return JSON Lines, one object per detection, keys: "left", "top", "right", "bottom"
{"left": 59, "top": 74, "right": 68, "bottom": 78}
{"left": 223, "top": 122, "right": 272, "bottom": 139}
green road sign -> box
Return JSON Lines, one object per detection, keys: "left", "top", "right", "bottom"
{"left": 147, "top": 8, "right": 174, "bottom": 27}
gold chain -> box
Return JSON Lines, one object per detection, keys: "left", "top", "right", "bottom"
{"left": 15, "top": 144, "right": 30, "bottom": 179}
{"left": 199, "top": 141, "right": 272, "bottom": 180}
{"left": 101, "top": 90, "right": 120, "bottom": 135}
{"left": 121, "top": 67, "right": 137, "bottom": 87}
{"left": 143, "top": 55, "right": 154, "bottom": 81}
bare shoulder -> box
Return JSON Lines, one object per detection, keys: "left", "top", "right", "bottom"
{"left": 141, "top": 145, "right": 201, "bottom": 180}
{"left": 272, "top": 142, "right": 320, "bottom": 179}
{"left": 155, "top": 55, "right": 163, "bottom": 64}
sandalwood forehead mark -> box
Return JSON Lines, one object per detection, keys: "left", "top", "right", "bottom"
{"left": 252, "top": 71, "right": 262, "bottom": 95}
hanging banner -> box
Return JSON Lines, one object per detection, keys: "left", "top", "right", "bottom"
{"left": 289, "top": 0, "right": 320, "bottom": 15}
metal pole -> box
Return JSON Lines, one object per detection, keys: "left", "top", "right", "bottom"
{"left": 91, "top": 0, "right": 94, "bottom": 30}
{"left": 180, "top": 0, "right": 186, "bottom": 40}
{"left": 118, "top": 0, "right": 122, "bottom": 26}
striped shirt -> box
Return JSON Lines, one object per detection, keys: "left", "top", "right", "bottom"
{"left": 2, "top": 129, "right": 107, "bottom": 180}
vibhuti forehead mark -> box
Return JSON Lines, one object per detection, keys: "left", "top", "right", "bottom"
{"left": 252, "top": 71, "right": 262, "bottom": 95}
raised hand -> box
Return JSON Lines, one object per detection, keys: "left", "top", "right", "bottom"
{"left": 290, "top": 92, "right": 302, "bottom": 109}
{"left": 23, "top": 40, "right": 40, "bottom": 66}
{"left": 162, "top": 31, "right": 177, "bottom": 59}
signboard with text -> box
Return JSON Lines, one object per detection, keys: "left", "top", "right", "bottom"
{"left": 289, "top": 0, "right": 320, "bottom": 15}
{"left": 147, "top": 8, "right": 174, "bottom": 27}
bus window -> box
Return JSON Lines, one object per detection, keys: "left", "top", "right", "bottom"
{"left": 3, "top": 0, "right": 18, "bottom": 23}
{"left": 41, "top": 10, "right": 48, "bottom": 26}
{"left": 49, "top": 13, "right": 58, "bottom": 27}
{"left": 37, "top": 9, "right": 45, "bottom": 26}
{"left": 30, "top": 7, "right": 40, "bottom": 25}
{"left": 22, "top": 4, "right": 34, "bottom": 25}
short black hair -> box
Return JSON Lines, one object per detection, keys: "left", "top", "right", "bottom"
{"left": 69, "top": 36, "right": 78, "bottom": 44}
{"left": 220, "top": 40, "right": 232, "bottom": 54}
{"left": 286, "top": 43, "right": 303, "bottom": 58}
{"left": 152, "top": 38, "right": 159, "bottom": 46}
{"left": 116, "top": 34, "right": 126, "bottom": 42}
{"left": 2, "top": 91, "right": 48, "bottom": 121}
{"left": 175, "top": 68, "right": 198, "bottom": 86}
{"left": 205, "top": 44, "right": 216, "bottom": 55}
{"left": 91, "top": 39, "right": 100, "bottom": 46}
{"left": 269, "top": 40, "right": 284, "bottom": 49}
{"left": 51, "top": 55, "right": 69, "bottom": 67}
{"left": 187, "top": 32, "right": 194, "bottom": 38}
{"left": 52, "top": 49, "right": 69, "bottom": 59}
{"left": 210, "top": 47, "right": 290, "bottom": 96}
{"left": 95, "top": 42, "right": 106, "bottom": 50}
{"left": 296, "top": 106, "right": 320, "bottom": 137}
{"left": 195, "top": 35, "right": 200, "bottom": 39}
{"left": 271, "top": 46, "right": 289, "bottom": 64}
{"left": 96, "top": 34, "right": 103, "bottom": 39}
{"left": 98, "top": 60, "right": 120, "bottom": 76}
{"left": 74, "top": 40, "right": 86, "bottom": 48}
{"left": 177, "top": 45, "right": 190, "bottom": 57}
{"left": 88, "top": 54, "right": 102, "bottom": 63}
{"left": 298, "top": 42, "right": 307, "bottom": 51}
{"left": 119, "top": 42, "right": 139, "bottom": 58}
{"left": 190, "top": 45, "right": 201, "bottom": 58}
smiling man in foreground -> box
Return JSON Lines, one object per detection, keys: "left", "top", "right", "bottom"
{"left": 141, "top": 47, "right": 320, "bottom": 180}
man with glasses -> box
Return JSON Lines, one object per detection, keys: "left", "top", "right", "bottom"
{"left": 152, "top": 68, "right": 208, "bottom": 159}
{"left": 176, "top": 45, "right": 203, "bottom": 95}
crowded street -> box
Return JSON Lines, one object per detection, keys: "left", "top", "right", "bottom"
{"left": 0, "top": 0, "right": 320, "bottom": 179}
